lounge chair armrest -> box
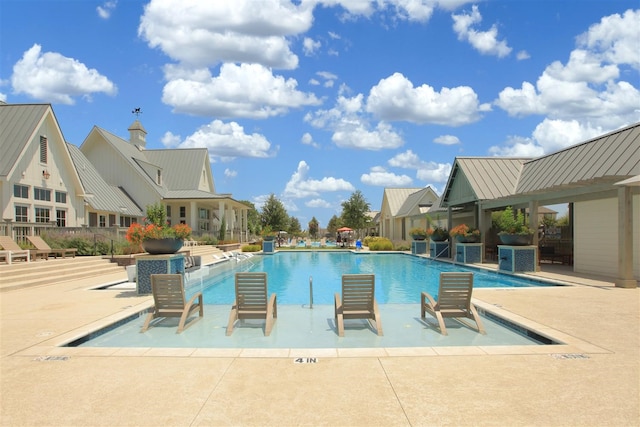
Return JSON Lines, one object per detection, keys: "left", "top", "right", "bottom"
{"left": 186, "top": 292, "right": 203, "bottom": 308}
{"left": 421, "top": 291, "right": 437, "bottom": 307}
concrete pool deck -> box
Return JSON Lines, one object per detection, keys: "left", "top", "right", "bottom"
{"left": 1, "top": 257, "right": 638, "bottom": 426}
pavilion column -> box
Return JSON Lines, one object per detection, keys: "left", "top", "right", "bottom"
{"left": 616, "top": 186, "right": 637, "bottom": 288}
{"left": 529, "top": 200, "right": 540, "bottom": 271}
{"left": 189, "top": 201, "right": 197, "bottom": 229}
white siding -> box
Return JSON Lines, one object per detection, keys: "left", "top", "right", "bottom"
{"left": 574, "top": 198, "right": 618, "bottom": 277}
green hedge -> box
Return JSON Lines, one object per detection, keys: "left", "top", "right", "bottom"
{"left": 367, "top": 237, "right": 393, "bottom": 251}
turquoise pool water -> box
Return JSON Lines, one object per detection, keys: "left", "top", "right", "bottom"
{"left": 192, "top": 252, "right": 551, "bottom": 305}
{"left": 70, "top": 252, "right": 558, "bottom": 349}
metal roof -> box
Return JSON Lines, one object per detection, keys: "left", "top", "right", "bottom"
{"left": 442, "top": 157, "right": 530, "bottom": 206}
{"left": 382, "top": 188, "right": 422, "bottom": 216}
{"left": 396, "top": 186, "right": 438, "bottom": 217}
{"left": 145, "top": 149, "right": 209, "bottom": 190}
{"left": 67, "top": 144, "right": 143, "bottom": 216}
{"left": 0, "top": 104, "right": 51, "bottom": 176}
{"left": 517, "top": 122, "right": 640, "bottom": 194}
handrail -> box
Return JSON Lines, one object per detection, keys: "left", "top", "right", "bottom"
{"left": 309, "top": 276, "right": 313, "bottom": 309}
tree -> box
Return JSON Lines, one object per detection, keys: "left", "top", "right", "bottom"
{"left": 308, "top": 217, "right": 319, "bottom": 238}
{"left": 340, "top": 190, "right": 370, "bottom": 231}
{"left": 289, "top": 217, "right": 302, "bottom": 234}
{"left": 260, "top": 193, "right": 289, "bottom": 232}
{"left": 327, "top": 215, "right": 342, "bottom": 235}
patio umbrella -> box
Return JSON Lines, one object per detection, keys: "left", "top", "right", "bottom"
{"left": 337, "top": 227, "right": 353, "bottom": 232}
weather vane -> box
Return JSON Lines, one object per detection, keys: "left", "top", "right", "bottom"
{"left": 132, "top": 107, "right": 142, "bottom": 118}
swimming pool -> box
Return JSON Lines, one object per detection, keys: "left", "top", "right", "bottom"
{"left": 191, "top": 252, "right": 552, "bottom": 305}
{"left": 70, "top": 252, "right": 560, "bottom": 349}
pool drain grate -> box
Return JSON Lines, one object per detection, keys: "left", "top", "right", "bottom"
{"left": 33, "top": 356, "right": 70, "bottom": 362}
{"left": 551, "top": 353, "right": 589, "bottom": 359}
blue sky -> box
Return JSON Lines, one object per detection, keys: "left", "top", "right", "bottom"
{"left": 1, "top": 1, "right": 638, "bottom": 228}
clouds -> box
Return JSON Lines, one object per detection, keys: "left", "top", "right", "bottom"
{"left": 162, "top": 63, "right": 321, "bottom": 118}
{"left": 452, "top": 5, "right": 511, "bottom": 58}
{"left": 284, "top": 160, "right": 354, "bottom": 198}
{"left": 11, "top": 44, "right": 116, "bottom": 104}
{"left": 367, "top": 73, "right": 490, "bottom": 126}
{"left": 305, "top": 91, "right": 405, "bottom": 150}
{"left": 495, "top": 8, "right": 640, "bottom": 153}
{"left": 138, "top": 0, "right": 314, "bottom": 69}
{"left": 164, "top": 119, "right": 275, "bottom": 160}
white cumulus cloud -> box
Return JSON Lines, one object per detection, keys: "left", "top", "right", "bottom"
{"left": 361, "top": 166, "right": 412, "bottom": 187}
{"left": 366, "top": 72, "right": 489, "bottom": 126}
{"left": 284, "top": 160, "right": 355, "bottom": 198}
{"left": 174, "top": 119, "right": 274, "bottom": 160}
{"left": 162, "top": 63, "right": 321, "bottom": 119}
{"left": 11, "top": 44, "right": 116, "bottom": 104}
{"left": 452, "top": 5, "right": 512, "bottom": 58}
{"left": 139, "top": 0, "right": 314, "bottom": 69}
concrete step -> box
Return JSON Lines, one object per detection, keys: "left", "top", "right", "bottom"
{"left": 0, "top": 256, "right": 124, "bottom": 292}
{"left": 0, "top": 245, "right": 228, "bottom": 292}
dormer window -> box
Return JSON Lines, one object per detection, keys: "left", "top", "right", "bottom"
{"left": 157, "top": 169, "right": 162, "bottom": 185}
{"left": 40, "top": 136, "right": 47, "bottom": 164}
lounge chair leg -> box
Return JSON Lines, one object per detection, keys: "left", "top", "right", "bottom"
{"left": 435, "top": 311, "right": 448, "bottom": 335}
{"left": 141, "top": 312, "right": 155, "bottom": 332}
{"left": 470, "top": 304, "right": 486, "bottom": 335}
{"left": 226, "top": 303, "right": 238, "bottom": 336}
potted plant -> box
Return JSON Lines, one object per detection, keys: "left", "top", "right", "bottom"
{"left": 261, "top": 225, "right": 276, "bottom": 241}
{"left": 495, "top": 206, "right": 533, "bottom": 245}
{"left": 409, "top": 227, "right": 427, "bottom": 241}
{"left": 125, "top": 203, "right": 192, "bottom": 254}
{"left": 427, "top": 226, "right": 449, "bottom": 242}
{"left": 449, "top": 224, "right": 481, "bottom": 243}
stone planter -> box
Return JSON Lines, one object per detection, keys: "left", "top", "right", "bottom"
{"left": 263, "top": 235, "right": 276, "bottom": 241}
{"left": 411, "top": 235, "right": 427, "bottom": 241}
{"left": 498, "top": 233, "right": 532, "bottom": 246}
{"left": 142, "top": 238, "right": 183, "bottom": 254}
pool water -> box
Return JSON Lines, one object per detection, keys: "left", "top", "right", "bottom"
{"left": 71, "top": 252, "right": 559, "bottom": 349}
{"left": 191, "top": 252, "right": 551, "bottom": 305}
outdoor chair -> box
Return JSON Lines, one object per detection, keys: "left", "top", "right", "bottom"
{"left": 141, "top": 274, "right": 203, "bottom": 333}
{"left": 227, "top": 272, "right": 277, "bottom": 336}
{"left": 0, "top": 236, "right": 31, "bottom": 264}
{"left": 26, "top": 235, "right": 77, "bottom": 258}
{"left": 421, "top": 272, "right": 486, "bottom": 335}
{"left": 334, "top": 273, "right": 383, "bottom": 337}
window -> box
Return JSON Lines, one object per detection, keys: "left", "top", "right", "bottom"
{"left": 34, "top": 187, "right": 51, "bottom": 201}
{"left": 199, "top": 208, "right": 209, "bottom": 220}
{"left": 99, "top": 215, "right": 106, "bottom": 227}
{"left": 56, "top": 210, "right": 66, "bottom": 227}
{"left": 55, "top": 191, "right": 67, "bottom": 203}
{"left": 35, "top": 207, "right": 50, "bottom": 223}
{"left": 40, "top": 136, "right": 48, "bottom": 164}
{"left": 14, "top": 184, "right": 28, "bottom": 198}
{"left": 180, "top": 206, "right": 186, "bottom": 217}
{"left": 166, "top": 206, "right": 172, "bottom": 217}
{"left": 119, "top": 216, "right": 136, "bottom": 227}
{"left": 89, "top": 212, "right": 97, "bottom": 227}
{"left": 109, "top": 214, "right": 116, "bottom": 227}
{"left": 15, "top": 205, "right": 28, "bottom": 222}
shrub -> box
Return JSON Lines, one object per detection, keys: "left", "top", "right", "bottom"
{"left": 367, "top": 237, "right": 393, "bottom": 251}
{"left": 242, "top": 244, "right": 261, "bottom": 252}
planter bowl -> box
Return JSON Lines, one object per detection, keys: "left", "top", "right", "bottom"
{"left": 412, "top": 235, "right": 427, "bottom": 241}
{"left": 456, "top": 235, "right": 481, "bottom": 243}
{"left": 499, "top": 233, "right": 532, "bottom": 246}
{"left": 142, "top": 238, "right": 183, "bottom": 254}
